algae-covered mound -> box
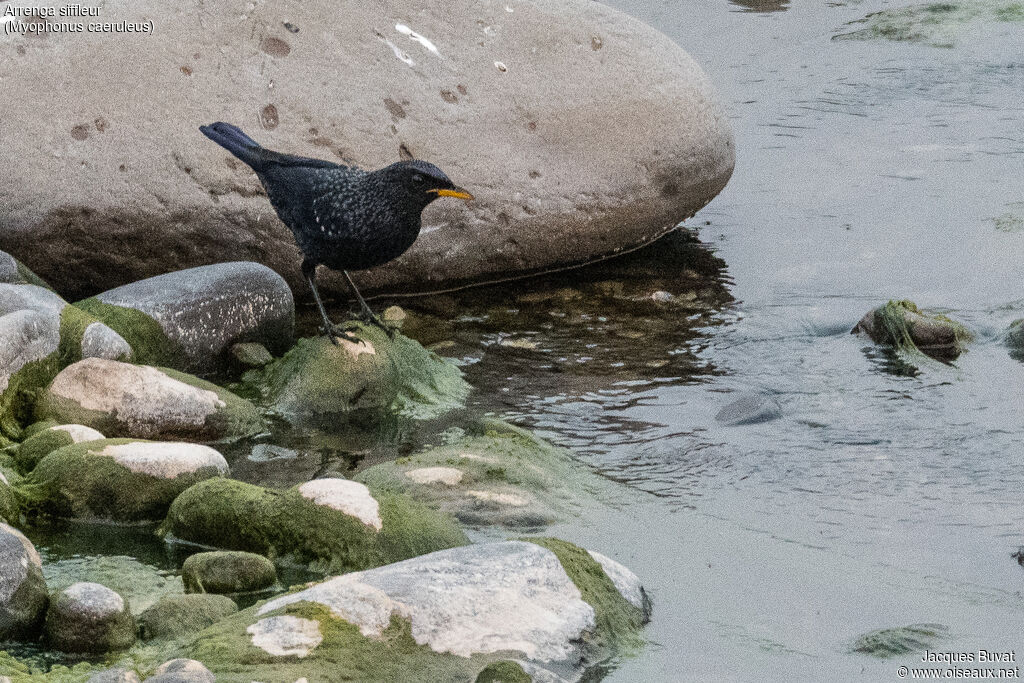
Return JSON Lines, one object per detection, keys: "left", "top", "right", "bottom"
{"left": 35, "top": 358, "right": 265, "bottom": 442}
{"left": 834, "top": 1, "right": 1024, "bottom": 47}
{"left": 356, "top": 418, "right": 606, "bottom": 531}
{"left": 138, "top": 594, "right": 238, "bottom": 641}
{"left": 0, "top": 469, "right": 20, "bottom": 524}
{"left": 181, "top": 551, "right": 277, "bottom": 595}
{"left": 160, "top": 477, "right": 469, "bottom": 574}
{"left": 851, "top": 623, "right": 948, "bottom": 658}
{"left": 852, "top": 300, "right": 972, "bottom": 362}
{"left": 176, "top": 540, "right": 649, "bottom": 682}
{"left": 240, "top": 321, "right": 470, "bottom": 420}
{"left": 17, "top": 439, "right": 228, "bottom": 523}
{"left": 14, "top": 424, "right": 105, "bottom": 474}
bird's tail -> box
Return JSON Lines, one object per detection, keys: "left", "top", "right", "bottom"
{"left": 199, "top": 122, "right": 266, "bottom": 171}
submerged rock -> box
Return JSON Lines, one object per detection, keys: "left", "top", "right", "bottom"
{"left": 182, "top": 539, "right": 649, "bottom": 681}
{"left": 0, "top": 523, "right": 48, "bottom": 641}
{"left": 44, "top": 581, "right": 136, "bottom": 653}
{"left": 357, "top": 419, "right": 606, "bottom": 531}
{"left": 138, "top": 594, "right": 238, "bottom": 641}
{"left": 852, "top": 300, "right": 972, "bottom": 362}
{"left": 14, "top": 423, "right": 105, "bottom": 473}
{"left": 160, "top": 477, "right": 468, "bottom": 574}
{"left": 19, "top": 439, "right": 228, "bottom": 523}
{"left": 0, "top": 0, "right": 733, "bottom": 301}
{"left": 147, "top": 659, "right": 215, "bottom": 683}
{"left": 243, "top": 323, "right": 470, "bottom": 420}
{"left": 87, "top": 668, "right": 142, "bottom": 683}
{"left": 83, "top": 263, "right": 294, "bottom": 374}
{"left": 182, "top": 551, "right": 277, "bottom": 595}
{"left": 835, "top": 1, "right": 1024, "bottom": 48}
{"left": 715, "top": 391, "right": 783, "bottom": 426}
{"left": 36, "top": 358, "right": 265, "bottom": 441}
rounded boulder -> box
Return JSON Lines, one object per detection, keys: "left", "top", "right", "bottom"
{"left": 44, "top": 581, "right": 136, "bottom": 653}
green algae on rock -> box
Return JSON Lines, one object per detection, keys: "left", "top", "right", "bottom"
{"left": 44, "top": 582, "right": 136, "bottom": 654}
{"left": 74, "top": 298, "right": 186, "bottom": 369}
{"left": 356, "top": 418, "right": 602, "bottom": 531}
{"left": 174, "top": 540, "right": 648, "bottom": 682}
{"left": 240, "top": 322, "right": 470, "bottom": 420}
{"left": 834, "top": 1, "right": 1024, "bottom": 47}
{"left": 181, "top": 551, "right": 277, "bottom": 595}
{"left": 14, "top": 424, "right": 105, "bottom": 474}
{"left": 138, "top": 594, "right": 238, "bottom": 641}
{"left": 35, "top": 359, "right": 265, "bottom": 442}
{"left": 17, "top": 439, "right": 228, "bottom": 523}
{"left": 159, "top": 477, "right": 468, "bottom": 574}
{"left": 851, "top": 623, "right": 949, "bottom": 658}
{"left": 852, "top": 300, "right": 973, "bottom": 362}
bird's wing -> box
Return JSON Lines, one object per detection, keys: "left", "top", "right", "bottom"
{"left": 256, "top": 148, "right": 352, "bottom": 170}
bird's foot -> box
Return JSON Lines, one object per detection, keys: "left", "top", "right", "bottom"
{"left": 320, "top": 323, "right": 363, "bottom": 346}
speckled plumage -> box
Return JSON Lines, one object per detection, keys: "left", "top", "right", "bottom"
{"left": 200, "top": 122, "right": 472, "bottom": 343}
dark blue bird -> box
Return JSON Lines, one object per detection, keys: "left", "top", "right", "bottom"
{"left": 200, "top": 122, "right": 473, "bottom": 344}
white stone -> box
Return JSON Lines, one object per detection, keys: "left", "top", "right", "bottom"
{"left": 258, "top": 541, "right": 595, "bottom": 661}
{"left": 63, "top": 582, "right": 125, "bottom": 616}
{"left": 588, "top": 550, "right": 646, "bottom": 610}
{"left": 247, "top": 616, "right": 323, "bottom": 658}
{"left": 298, "top": 479, "right": 382, "bottom": 531}
{"left": 50, "top": 424, "right": 105, "bottom": 443}
{"left": 97, "top": 442, "right": 228, "bottom": 479}
{"left": 466, "top": 490, "right": 529, "bottom": 507}
{"left": 46, "top": 358, "right": 225, "bottom": 437}
{"left": 405, "top": 467, "right": 464, "bottom": 486}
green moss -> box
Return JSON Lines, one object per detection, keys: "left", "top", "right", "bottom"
{"left": 995, "top": 2, "right": 1024, "bottom": 20}
{"left": 14, "top": 261, "right": 54, "bottom": 290}
{"left": 160, "top": 478, "right": 468, "bottom": 574}
{"left": 835, "top": 1, "right": 1023, "bottom": 46}
{"left": 182, "top": 551, "right": 277, "bottom": 594}
{"left": 138, "top": 593, "right": 238, "bottom": 641}
{"left": 13, "top": 427, "right": 75, "bottom": 473}
{"left": 526, "top": 538, "right": 647, "bottom": 653}
{"left": 0, "top": 474, "right": 20, "bottom": 524}
{"left": 869, "top": 300, "right": 973, "bottom": 359}
{"left": 476, "top": 660, "right": 531, "bottom": 682}
{"left": 851, "top": 623, "right": 948, "bottom": 658}
{"left": 16, "top": 438, "right": 226, "bottom": 523}
{"left": 157, "top": 367, "right": 265, "bottom": 441}
{"left": 22, "top": 419, "right": 59, "bottom": 439}
{"left": 74, "top": 298, "right": 185, "bottom": 368}
{"left": 0, "top": 352, "right": 61, "bottom": 442}
{"left": 242, "top": 324, "right": 470, "bottom": 420}
{"left": 57, "top": 305, "right": 96, "bottom": 367}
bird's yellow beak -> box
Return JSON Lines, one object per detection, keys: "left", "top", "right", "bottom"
{"left": 430, "top": 187, "right": 475, "bottom": 201}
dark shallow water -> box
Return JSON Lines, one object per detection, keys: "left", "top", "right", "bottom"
{"left": 13, "top": 0, "right": 1024, "bottom": 679}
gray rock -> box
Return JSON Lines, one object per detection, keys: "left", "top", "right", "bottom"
{"left": 36, "top": 358, "right": 264, "bottom": 441}
{"left": 0, "top": 283, "right": 65, "bottom": 316}
{"left": 94, "top": 263, "right": 294, "bottom": 373}
{"left": 0, "top": 522, "right": 48, "bottom": 640}
{"left": 0, "top": 0, "right": 733, "bottom": 301}
{"left": 0, "top": 309, "right": 59, "bottom": 396}
{"left": 87, "top": 668, "right": 143, "bottom": 683}
{"left": 715, "top": 391, "right": 783, "bottom": 426}
{"left": 81, "top": 322, "right": 134, "bottom": 361}
{"left": 181, "top": 551, "right": 277, "bottom": 594}
{"left": 0, "top": 252, "right": 17, "bottom": 284}
{"left": 230, "top": 342, "right": 274, "bottom": 368}
{"left": 45, "top": 581, "right": 136, "bottom": 653}
{"left": 146, "top": 659, "right": 215, "bottom": 683}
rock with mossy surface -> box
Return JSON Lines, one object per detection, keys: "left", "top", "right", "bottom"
{"left": 356, "top": 418, "right": 611, "bottom": 531}
{"left": 240, "top": 319, "right": 470, "bottom": 420}
{"left": 44, "top": 581, "right": 136, "bottom": 653}
{"left": 13, "top": 423, "right": 105, "bottom": 473}
{"left": 138, "top": 594, "right": 238, "bottom": 641}
{"left": 17, "top": 439, "right": 228, "bottom": 523}
{"left": 0, "top": 523, "right": 48, "bottom": 641}
{"left": 182, "top": 551, "right": 277, "bottom": 595}
{"left": 160, "top": 477, "right": 469, "bottom": 574}
{"left": 0, "top": 468, "right": 20, "bottom": 524}
{"left": 174, "top": 539, "right": 649, "bottom": 682}
{"left": 852, "top": 300, "right": 972, "bottom": 362}
{"left": 835, "top": 1, "right": 1024, "bottom": 48}
{"left": 35, "top": 358, "right": 265, "bottom": 441}
{"left": 79, "top": 262, "right": 294, "bottom": 374}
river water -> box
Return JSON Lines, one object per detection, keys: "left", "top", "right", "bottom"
{"left": 16, "top": 0, "right": 1024, "bottom": 680}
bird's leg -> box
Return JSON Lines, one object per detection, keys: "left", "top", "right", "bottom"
{"left": 303, "top": 260, "right": 360, "bottom": 345}
{"left": 343, "top": 271, "right": 395, "bottom": 338}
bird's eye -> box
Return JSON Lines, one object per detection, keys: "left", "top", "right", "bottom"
{"left": 412, "top": 174, "right": 425, "bottom": 184}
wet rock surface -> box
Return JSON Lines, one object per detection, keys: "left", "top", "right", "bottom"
{"left": 715, "top": 391, "right": 783, "bottom": 426}
{"left": 0, "top": 523, "right": 47, "bottom": 641}
{"left": 852, "top": 300, "right": 973, "bottom": 362}
{"left": 44, "top": 581, "right": 136, "bottom": 653}
{"left": 181, "top": 551, "right": 277, "bottom": 595}
{"left": 0, "top": 0, "right": 732, "bottom": 301}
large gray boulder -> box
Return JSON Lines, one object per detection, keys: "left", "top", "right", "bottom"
{"left": 0, "top": 522, "right": 48, "bottom": 641}
{"left": 85, "top": 262, "right": 294, "bottom": 373}
{"left": 0, "top": 0, "right": 733, "bottom": 300}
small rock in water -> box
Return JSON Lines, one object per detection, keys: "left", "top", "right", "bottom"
{"left": 181, "top": 551, "right": 277, "bottom": 595}
{"left": 715, "top": 391, "right": 783, "bottom": 426}
{"left": 0, "top": 522, "right": 48, "bottom": 641}
{"left": 138, "top": 594, "right": 238, "bottom": 641}
{"left": 382, "top": 305, "right": 407, "bottom": 329}
{"left": 86, "top": 668, "right": 142, "bottom": 683}
{"left": 230, "top": 342, "right": 274, "bottom": 368}
{"left": 147, "top": 659, "right": 215, "bottom": 683}
{"left": 852, "top": 300, "right": 972, "bottom": 362}
{"left": 45, "top": 581, "right": 136, "bottom": 653}
{"left": 650, "top": 290, "right": 674, "bottom": 302}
